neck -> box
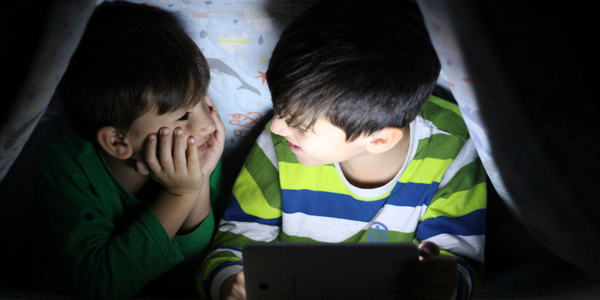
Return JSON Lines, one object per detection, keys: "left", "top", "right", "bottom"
{"left": 340, "top": 126, "right": 411, "bottom": 189}
{"left": 102, "top": 151, "right": 156, "bottom": 199}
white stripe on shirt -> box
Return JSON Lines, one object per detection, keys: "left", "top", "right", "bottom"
{"left": 439, "top": 138, "right": 478, "bottom": 189}
{"left": 282, "top": 212, "right": 367, "bottom": 242}
{"left": 257, "top": 128, "right": 278, "bottom": 170}
{"left": 218, "top": 220, "right": 280, "bottom": 242}
{"left": 424, "top": 233, "right": 485, "bottom": 262}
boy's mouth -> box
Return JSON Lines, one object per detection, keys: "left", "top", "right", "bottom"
{"left": 287, "top": 141, "right": 303, "bottom": 153}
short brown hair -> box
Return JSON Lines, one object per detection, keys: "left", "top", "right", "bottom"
{"left": 58, "top": 1, "right": 210, "bottom": 141}
{"left": 267, "top": 0, "right": 440, "bottom": 141}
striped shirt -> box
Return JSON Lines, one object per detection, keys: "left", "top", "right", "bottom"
{"left": 198, "top": 97, "right": 486, "bottom": 300}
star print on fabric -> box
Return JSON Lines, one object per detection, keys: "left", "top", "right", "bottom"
{"left": 254, "top": 71, "right": 266, "bottom": 84}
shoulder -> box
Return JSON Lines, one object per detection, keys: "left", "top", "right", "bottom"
{"left": 41, "top": 129, "right": 97, "bottom": 162}
{"left": 39, "top": 129, "right": 104, "bottom": 180}
{"left": 418, "top": 95, "right": 469, "bottom": 142}
{"left": 248, "top": 122, "right": 296, "bottom": 166}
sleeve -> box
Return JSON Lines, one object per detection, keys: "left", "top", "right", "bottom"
{"left": 196, "top": 128, "right": 282, "bottom": 300}
{"left": 209, "top": 158, "right": 224, "bottom": 208}
{"left": 416, "top": 138, "right": 487, "bottom": 300}
{"left": 155, "top": 158, "right": 224, "bottom": 297}
{"left": 39, "top": 144, "right": 192, "bottom": 300}
{"left": 153, "top": 210, "right": 216, "bottom": 298}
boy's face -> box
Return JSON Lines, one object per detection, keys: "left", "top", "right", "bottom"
{"left": 270, "top": 115, "right": 370, "bottom": 166}
{"left": 127, "top": 95, "right": 216, "bottom": 165}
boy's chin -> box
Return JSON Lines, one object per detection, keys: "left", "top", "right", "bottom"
{"left": 295, "top": 155, "right": 328, "bottom": 167}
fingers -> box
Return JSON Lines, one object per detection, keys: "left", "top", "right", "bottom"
{"left": 221, "top": 271, "right": 247, "bottom": 300}
{"left": 187, "top": 135, "right": 199, "bottom": 171}
{"left": 398, "top": 242, "right": 458, "bottom": 300}
{"left": 212, "top": 108, "right": 226, "bottom": 141}
{"left": 158, "top": 127, "right": 174, "bottom": 172}
{"left": 419, "top": 241, "right": 440, "bottom": 260}
{"left": 205, "top": 109, "right": 225, "bottom": 156}
{"left": 236, "top": 270, "right": 245, "bottom": 285}
{"left": 204, "top": 95, "right": 225, "bottom": 143}
{"left": 144, "top": 133, "right": 160, "bottom": 174}
{"left": 200, "top": 99, "right": 226, "bottom": 175}
{"left": 231, "top": 271, "right": 247, "bottom": 300}
{"left": 145, "top": 127, "right": 188, "bottom": 173}
{"left": 172, "top": 128, "right": 187, "bottom": 172}
{"left": 203, "top": 94, "right": 216, "bottom": 111}
{"left": 141, "top": 127, "right": 203, "bottom": 194}
{"left": 410, "top": 253, "right": 458, "bottom": 274}
{"left": 135, "top": 160, "right": 150, "bottom": 176}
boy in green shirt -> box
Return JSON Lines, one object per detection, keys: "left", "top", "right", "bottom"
{"left": 36, "top": 2, "right": 225, "bottom": 299}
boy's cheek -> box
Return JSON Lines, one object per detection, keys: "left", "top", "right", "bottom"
{"left": 197, "top": 148, "right": 209, "bottom": 163}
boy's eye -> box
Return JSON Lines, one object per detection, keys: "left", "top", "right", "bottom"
{"left": 297, "top": 127, "right": 308, "bottom": 134}
{"left": 178, "top": 112, "right": 189, "bottom": 121}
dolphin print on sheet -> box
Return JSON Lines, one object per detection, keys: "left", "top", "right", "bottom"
{"left": 207, "top": 58, "right": 261, "bottom": 96}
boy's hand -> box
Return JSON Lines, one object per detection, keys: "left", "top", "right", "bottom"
{"left": 221, "top": 271, "right": 246, "bottom": 300}
{"left": 200, "top": 95, "right": 225, "bottom": 176}
{"left": 399, "top": 242, "right": 458, "bottom": 300}
{"left": 142, "top": 127, "right": 204, "bottom": 196}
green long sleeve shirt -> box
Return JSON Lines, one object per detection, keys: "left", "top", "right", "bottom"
{"left": 38, "top": 130, "right": 222, "bottom": 299}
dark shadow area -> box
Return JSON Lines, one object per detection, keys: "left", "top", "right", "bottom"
{"left": 476, "top": 177, "right": 596, "bottom": 298}
{"left": 0, "top": 0, "right": 54, "bottom": 126}
{"left": 419, "top": 0, "right": 600, "bottom": 287}
{"left": 0, "top": 96, "right": 72, "bottom": 293}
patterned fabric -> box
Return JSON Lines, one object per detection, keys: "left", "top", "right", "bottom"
{"left": 417, "top": 0, "right": 514, "bottom": 209}
{"left": 114, "top": 0, "right": 314, "bottom": 154}
{"left": 0, "top": 0, "right": 96, "bottom": 182}
{"left": 198, "top": 97, "right": 487, "bottom": 300}
{"left": 1, "top": 0, "right": 313, "bottom": 183}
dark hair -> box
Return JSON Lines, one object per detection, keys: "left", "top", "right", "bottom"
{"left": 267, "top": 0, "right": 440, "bottom": 141}
{"left": 57, "top": 1, "right": 209, "bottom": 141}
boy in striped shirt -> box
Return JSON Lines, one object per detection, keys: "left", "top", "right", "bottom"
{"left": 198, "top": 0, "right": 486, "bottom": 299}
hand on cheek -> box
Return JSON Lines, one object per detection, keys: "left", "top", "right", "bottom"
{"left": 141, "top": 127, "right": 204, "bottom": 196}
{"left": 200, "top": 100, "right": 226, "bottom": 176}
{"left": 135, "top": 159, "right": 150, "bottom": 176}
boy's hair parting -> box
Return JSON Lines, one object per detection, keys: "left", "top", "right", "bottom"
{"left": 266, "top": 0, "right": 441, "bottom": 141}
{"left": 57, "top": 1, "right": 210, "bottom": 141}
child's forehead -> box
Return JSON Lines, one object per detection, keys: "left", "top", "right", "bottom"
{"left": 144, "top": 88, "right": 204, "bottom": 115}
{"left": 132, "top": 105, "right": 185, "bottom": 127}
{"left": 279, "top": 109, "right": 324, "bottom": 127}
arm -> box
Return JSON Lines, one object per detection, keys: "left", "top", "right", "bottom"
{"left": 414, "top": 138, "right": 487, "bottom": 300}
{"left": 197, "top": 127, "right": 283, "bottom": 300}
{"left": 39, "top": 142, "right": 188, "bottom": 299}
{"left": 135, "top": 96, "right": 224, "bottom": 237}
{"left": 144, "top": 127, "right": 204, "bottom": 239}
{"left": 39, "top": 109, "right": 224, "bottom": 299}
{"left": 140, "top": 102, "right": 226, "bottom": 296}
{"left": 179, "top": 100, "right": 225, "bottom": 234}
{"left": 153, "top": 161, "right": 224, "bottom": 298}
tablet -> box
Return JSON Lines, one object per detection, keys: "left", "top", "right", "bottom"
{"left": 242, "top": 242, "right": 419, "bottom": 300}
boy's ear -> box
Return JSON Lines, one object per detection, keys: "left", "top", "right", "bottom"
{"left": 97, "top": 126, "right": 133, "bottom": 160}
{"left": 366, "top": 127, "right": 404, "bottom": 154}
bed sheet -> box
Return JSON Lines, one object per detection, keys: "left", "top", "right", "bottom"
{"left": 118, "top": 0, "right": 313, "bottom": 155}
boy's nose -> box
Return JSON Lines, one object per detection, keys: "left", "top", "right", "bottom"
{"left": 193, "top": 114, "right": 216, "bottom": 138}
{"left": 270, "top": 116, "right": 290, "bottom": 136}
